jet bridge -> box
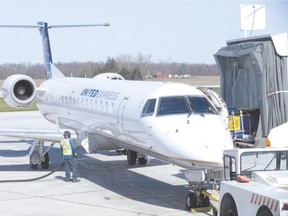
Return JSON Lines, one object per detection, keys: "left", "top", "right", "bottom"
{"left": 214, "top": 33, "right": 288, "bottom": 146}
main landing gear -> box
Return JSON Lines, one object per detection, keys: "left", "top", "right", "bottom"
{"left": 126, "top": 150, "right": 150, "bottom": 166}
{"left": 29, "top": 140, "right": 55, "bottom": 170}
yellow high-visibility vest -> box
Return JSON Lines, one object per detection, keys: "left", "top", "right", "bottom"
{"left": 60, "top": 138, "right": 72, "bottom": 156}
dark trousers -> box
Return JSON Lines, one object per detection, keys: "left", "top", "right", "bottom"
{"left": 64, "top": 157, "right": 77, "bottom": 180}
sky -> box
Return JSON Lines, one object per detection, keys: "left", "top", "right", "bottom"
{"left": 0, "top": 0, "right": 287, "bottom": 64}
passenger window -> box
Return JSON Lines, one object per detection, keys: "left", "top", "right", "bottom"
{"left": 187, "top": 96, "right": 218, "bottom": 114}
{"left": 157, "top": 96, "right": 189, "bottom": 116}
{"left": 141, "top": 99, "right": 156, "bottom": 117}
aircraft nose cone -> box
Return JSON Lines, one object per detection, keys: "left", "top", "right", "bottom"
{"left": 175, "top": 116, "right": 233, "bottom": 165}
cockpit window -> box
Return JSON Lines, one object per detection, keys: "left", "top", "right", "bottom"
{"left": 141, "top": 99, "right": 156, "bottom": 117}
{"left": 156, "top": 95, "right": 218, "bottom": 116}
{"left": 157, "top": 96, "right": 189, "bottom": 116}
{"left": 187, "top": 96, "right": 218, "bottom": 114}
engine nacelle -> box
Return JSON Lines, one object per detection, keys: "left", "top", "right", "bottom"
{"left": 93, "top": 72, "right": 125, "bottom": 80}
{"left": 2, "top": 75, "right": 37, "bottom": 108}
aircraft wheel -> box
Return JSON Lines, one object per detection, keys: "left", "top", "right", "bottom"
{"left": 256, "top": 206, "right": 272, "bottom": 216}
{"left": 30, "top": 151, "right": 39, "bottom": 170}
{"left": 127, "top": 150, "right": 137, "bottom": 165}
{"left": 213, "top": 207, "right": 218, "bottom": 216}
{"left": 41, "top": 152, "right": 49, "bottom": 169}
{"left": 30, "top": 161, "right": 38, "bottom": 170}
{"left": 199, "top": 193, "right": 210, "bottom": 207}
{"left": 138, "top": 156, "right": 150, "bottom": 165}
{"left": 186, "top": 191, "right": 197, "bottom": 210}
{"left": 220, "top": 194, "right": 238, "bottom": 216}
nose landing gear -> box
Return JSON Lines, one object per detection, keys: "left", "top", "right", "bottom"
{"left": 186, "top": 189, "right": 219, "bottom": 216}
{"left": 185, "top": 169, "right": 220, "bottom": 215}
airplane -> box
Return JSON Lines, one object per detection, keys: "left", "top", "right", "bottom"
{"left": 0, "top": 21, "right": 233, "bottom": 207}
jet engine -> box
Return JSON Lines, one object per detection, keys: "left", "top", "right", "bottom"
{"left": 93, "top": 72, "right": 125, "bottom": 80}
{"left": 2, "top": 75, "right": 37, "bottom": 108}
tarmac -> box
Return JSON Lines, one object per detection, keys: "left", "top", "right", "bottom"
{"left": 0, "top": 111, "right": 215, "bottom": 216}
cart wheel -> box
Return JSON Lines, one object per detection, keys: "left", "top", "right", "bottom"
{"left": 220, "top": 194, "right": 238, "bottom": 216}
{"left": 256, "top": 206, "right": 272, "bottom": 216}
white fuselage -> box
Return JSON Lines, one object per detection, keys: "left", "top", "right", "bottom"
{"left": 37, "top": 77, "right": 233, "bottom": 170}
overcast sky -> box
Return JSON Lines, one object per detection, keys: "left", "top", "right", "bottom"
{"left": 0, "top": 0, "right": 287, "bottom": 64}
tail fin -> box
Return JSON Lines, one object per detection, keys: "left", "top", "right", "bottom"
{"left": 0, "top": 21, "right": 109, "bottom": 80}
{"left": 37, "top": 21, "right": 109, "bottom": 80}
{"left": 37, "top": 22, "right": 64, "bottom": 80}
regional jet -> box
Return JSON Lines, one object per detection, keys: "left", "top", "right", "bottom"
{"left": 0, "top": 22, "right": 233, "bottom": 207}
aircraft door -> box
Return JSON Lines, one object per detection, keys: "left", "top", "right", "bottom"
{"left": 117, "top": 97, "right": 129, "bottom": 140}
{"left": 201, "top": 88, "right": 229, "bottom": 126}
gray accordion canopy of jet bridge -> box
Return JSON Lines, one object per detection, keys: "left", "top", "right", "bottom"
{"left": 214, "top": 33, "right": 288, "bottom": 138}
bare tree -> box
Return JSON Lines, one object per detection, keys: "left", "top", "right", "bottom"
{"left": 0, "top": 54, "right": 218, "bottom": 80}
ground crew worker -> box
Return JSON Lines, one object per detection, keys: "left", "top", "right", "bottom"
{"left": 60, "top": 131, "right": 79, "bottom": 182}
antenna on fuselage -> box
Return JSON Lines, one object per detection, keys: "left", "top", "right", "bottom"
{"left": 0, "top": 22, "right": 110, "bottom": 79}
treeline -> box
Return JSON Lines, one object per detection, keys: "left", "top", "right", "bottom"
{"left": 0, "top": 55, "right": 218, "bottom": 80}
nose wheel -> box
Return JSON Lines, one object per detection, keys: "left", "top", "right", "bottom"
{"left": 186, "top": 190, "right": 210, "bottom": 210}
{"left": 186, "top": 189, "right": 216, "bottom": 214}
{"left": 186, "top": 191, "right": 197, "bottom": 209}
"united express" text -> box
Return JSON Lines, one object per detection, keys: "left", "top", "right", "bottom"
{"left": 80, "top": 89, "right": 120, "bottom": 101}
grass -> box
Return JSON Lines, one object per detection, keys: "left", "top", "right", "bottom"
{"left": 0, "top": 79, "right": 43, "bottom": 112}
{"left": 0, "top": 97, "right": 38, "bottom": 112}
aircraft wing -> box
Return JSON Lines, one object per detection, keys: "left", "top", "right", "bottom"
{"left": 0, "top": 129, "right": 77, "bottom": 142}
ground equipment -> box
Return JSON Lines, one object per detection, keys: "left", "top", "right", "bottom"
{"left": 218, "top": 147, "right": 288, "bottom": 216}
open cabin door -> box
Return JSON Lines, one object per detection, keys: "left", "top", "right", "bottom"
{"left": 117, "top": 97, "right": 129, "bottom": 141}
